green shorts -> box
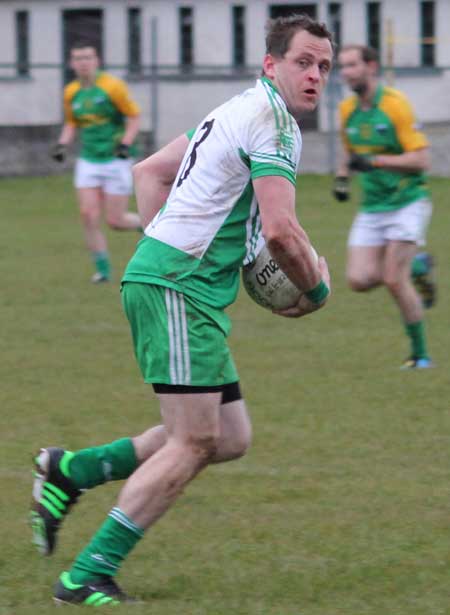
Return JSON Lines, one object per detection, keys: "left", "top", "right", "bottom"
{"left": 121, "top": 282, "right": 239, "bottom": 386}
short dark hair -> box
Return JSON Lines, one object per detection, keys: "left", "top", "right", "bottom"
{"left": 70, "top": 41, "right": 99, "bottom": 54}
{"left": 339, "top": 44, "right": 379, "bottom": 64}
{"left": 265, "top": 14, "right": 333, "bottom": 58}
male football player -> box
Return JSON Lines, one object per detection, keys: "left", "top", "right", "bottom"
{"left": 32, "top": 15, "right": 332, "bottom": 605}
{"left": 52, "top": 42, "right": 142, "bottom": 283}
{"left": 334, "top": 45, "right": 435, "bottom": 369}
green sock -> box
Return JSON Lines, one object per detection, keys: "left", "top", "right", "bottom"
{"left": 411, "top": 253, "right": 428, "bottom": 277}
{"left": 69, "top": 508, "right": 144, "bottom": 583}
{"left": 405, "top": 320, "right": 428, "bottom": 359}
{"left": 64, "top": 438, "right": 138, "bottom": 490}
{"left": 92, "top": 251, "right": 111, "bottom": 279}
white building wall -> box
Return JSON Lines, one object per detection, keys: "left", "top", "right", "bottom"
{"left": 384, "top": 0, "right": 418, "bottom": 67}
{"left": 104, "top": 3, "right": 126, "bottom": 67}
{"left": 0, "top": 0, "right": 449, "bottom": 141}
{"left": 0, "top": 5, "right": 18, "bottom": 76}
{"left": 340, "top": 0, "right": 366, "bottom": 47}
{"left": 246, "top": 2, "right": 267, "bottom": 65}
{"left": 436, "top": 0, "right": 450, "bottom": 66}
{"left": 196, "top": 1, "right": 230, "bottom": 65}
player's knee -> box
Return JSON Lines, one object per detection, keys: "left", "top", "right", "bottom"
{"left": 383, "top": 274, "right": 402, "bottom": 295}
{"left": 79, "top": 207, "right": 99, "bottom": 228}
{"left": 347, "top": 274, "right": 373, "bottom": 292}
{"left": 227, "top": 429, "right": 252, "bottom": 460}
{"left": 188, "top": 433, "right": 220, "bottom": 465}
{"left": 105, "top": 213, "right": 124, "bottom": 230}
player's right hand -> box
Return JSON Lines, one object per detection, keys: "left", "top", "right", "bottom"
{"left": 348, "top": 153, "right": 374, "bottom": 172}
{"left": 273, "top": 257, "right": 331, "bottom": 319}
{"left": 332, "top": 176, "right": 350, "bottom": 202}
{"left": 50, "top": 143, "right": 67, "bottom": 163}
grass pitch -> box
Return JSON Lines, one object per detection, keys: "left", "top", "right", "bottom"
{"left": 1, "top": 173, "right": 449, "bottom": 614}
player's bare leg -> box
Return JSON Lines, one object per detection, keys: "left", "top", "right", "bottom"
{"left": 77, "top": 187, "right": 106, "bottom": 252}
{"left": 104, "top": 194, "right": 141, "bottom": 231}
{"left": 132, "top": 398, "right": 251, "bottom": 465}
{"left": 77, "top": 187, "right": 111, "bottom": 282}
{"left": 383, "top": 241, "right": 423, "bottom": 322}
{"left": 118, "top": 392, "right": 223, "bottom": 527}
{"left": 31, "top": 398, "right": 250, "bottom": 556}
{"left": 213, "top": 398, "right": 252, "bottom": 462}
{"left": 383, "top": 240, "right": 432, "bottom": 368}
{"left": 49, "top": 392, "right": 250, "bottom": 603}
{"left": 346, "top": 245, "right": 384, "bottom": 291}
{"left": 132, "top": 425, "right": 167, "bottom": 462}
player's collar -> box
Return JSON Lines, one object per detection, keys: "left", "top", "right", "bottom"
{"left": 260, "top": 76, "right": 282, "bottom": 98}
{"left": 357, "top": 83, "right": 383, "bottom": 110}
{"left": 79, "top": 70, "right": 101, "bottom": 89}
{"left": 372, "top": 84, "right": 384, "bottom": 107}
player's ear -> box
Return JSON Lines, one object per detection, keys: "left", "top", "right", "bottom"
{"left": 262, "top": 54, "right": 277, "bottom": 80}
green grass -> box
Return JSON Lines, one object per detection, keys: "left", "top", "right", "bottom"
{"left": 1, "top": 173, "right": 449, "bottom": 614}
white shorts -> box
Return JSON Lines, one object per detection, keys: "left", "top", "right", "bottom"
{"left": 74, "top": 158, "right": 134, "bottom": 195}
{"left": 348, "top": 198, "right": 432, "bottom": 247}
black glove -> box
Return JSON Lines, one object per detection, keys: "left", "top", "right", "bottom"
{"left": 332, "top": 176, "right": 350, "bottom": 202}
{"left": 115, "top": 143, "right": 130, "bottom": 159}
{"left": 50, "top": 143, "right": 67, "bottom": 163}
{"left": 349, "top": 153, "right": 375, "bottom": 172}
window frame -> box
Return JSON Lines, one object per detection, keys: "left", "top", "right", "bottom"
{"left": 127, "top": 7, "right": 142, "bottom": 75}
{"left": 179, "top": 6, "right": 194, "bottom": 69}
{"left": 366, "top": 2, "right": 381, "bottom": 55}
{"left": 232, "top": 5, "right": 246, "bottom": 69}
{"left": 16, "top": 10, "right": 30, "bottom": 77}
{"left": 420, "top": 1, "right": 435, "bottom": 67}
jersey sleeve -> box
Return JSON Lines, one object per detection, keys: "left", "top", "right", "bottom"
{"left": 186, "top": 128, "right": 196, "bottom": 140}
{"left": 63, "top": 83, "right": 79, "bottom": 126}
{"left": 244, "top": 101, "right": 301, "bottom": 186}
{"left": 338, "top": 97, "right": 357, "bottom": 151}
{"left": 102, "top": 75, "right": 141, "bottom": 117}
{"left": 382, "top": 95, "right": 428, "bottom": 152}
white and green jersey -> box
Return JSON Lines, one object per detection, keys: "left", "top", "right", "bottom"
{"left": 123, "top": 77, "right": 302, "bottom": 309}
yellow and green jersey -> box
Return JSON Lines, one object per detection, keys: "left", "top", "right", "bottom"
{"left": 64, "top": 71, "right": 140, "bottom": 162}
{"left": 339, "top": 85, "right": 429, "bottom": 212}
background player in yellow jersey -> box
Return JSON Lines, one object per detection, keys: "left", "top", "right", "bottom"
{"left": 334, "top": 45, "right": 436, "bottom": 369}
{"left": 51, "top": 42, "right": 142, "bottom": 283}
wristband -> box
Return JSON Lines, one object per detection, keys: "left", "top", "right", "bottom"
{"left": 304, "top": 280, "right": 329, "bottom": 305}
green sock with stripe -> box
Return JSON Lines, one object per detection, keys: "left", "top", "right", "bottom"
{"left": 62, "top": 438, "right": 138, "bottom": 490}
{"left": 69, "top": 507, "right": 144, "bottom": 584}
{"left": 92, "top": 251, "right": 111, "bottom": 279}
{"left": 404, "top": 320, "right": 428, "bottom": 359}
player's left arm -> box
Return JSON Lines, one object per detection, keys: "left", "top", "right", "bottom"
{"left": 332, "top": 102, "right": 353, "bottom": 200}
{"left": 371, "top": 97, "right": 430, "bottom": 173}
{"left": 108, "top": 78, "right": 141, "bottom": 151}
{"left": 254, "top": 175, "right": 330, "bottom": 318}
{"left": 121, "top": 115, "right": 141, "bottom": 147}
{"left": 371, "top": 147, "right": 430, "bottom": 173}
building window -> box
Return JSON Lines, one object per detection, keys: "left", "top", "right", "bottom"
{"left": 16, "top": 11, "right": 29, "bottom": 77}
{"left": 366, "top": 2, "right": 381, "bottom": 54}
{"left": 232, "top": 6, "right": 246, "bottom": 68}
{"left": 421, "top": 1, "right": 435, "bottom": 66}
{"left": 327, "top": 3, "right": 341, "bottom": 50}
{"left": 179, "top": 7, "right": 194, "bottom": 68}
{"left": 128, "top": 7, "right": 142, "bottom": 74}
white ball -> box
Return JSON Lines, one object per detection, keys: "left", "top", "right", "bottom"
{"left": 242, "top": 243, "right": 318, "bottom": 310}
